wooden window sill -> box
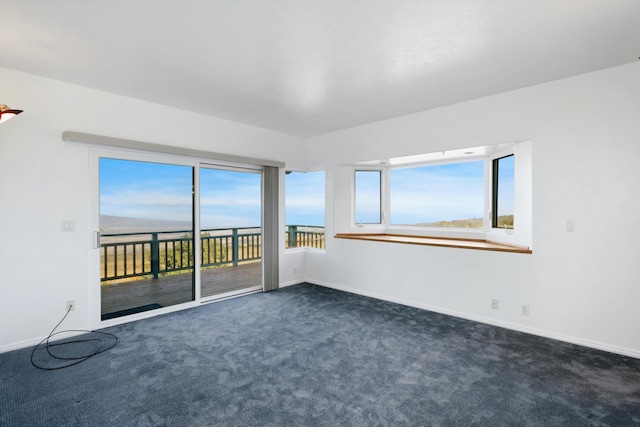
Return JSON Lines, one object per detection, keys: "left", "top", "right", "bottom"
{"left": 334, "top": 233, "right": 532, "bottom": 254}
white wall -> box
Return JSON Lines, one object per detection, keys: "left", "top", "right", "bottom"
{"left": 0, "top": 67, "right": 305, "bottom": 352}
{"left": 2, "top": 62, "right": 640, "bottom": 358}
{"left": 305, "top": 62, "right": 640, "bottom": 358}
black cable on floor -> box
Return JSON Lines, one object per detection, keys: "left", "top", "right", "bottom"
{"left": 30, "top": 305, "right": 119, "bottom": 370}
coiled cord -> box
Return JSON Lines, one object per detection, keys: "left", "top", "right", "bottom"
{"left": 30, "top": 306, "right": 119, "bottom": 370}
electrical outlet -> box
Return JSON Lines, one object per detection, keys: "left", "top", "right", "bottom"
{"left": 521, "top": 305, "right": 530, "bottom": 316}
{"left": 66, "top": 300, "right": 75, "bottom": 311}
{"left": 491, "top": 299, "right": 499, "bottom": 310}
{"left": 566, "top": 220, "right": 575, "bottom": 232}
{"left": 293, "top": 267, "right": 298, "bottom": 275}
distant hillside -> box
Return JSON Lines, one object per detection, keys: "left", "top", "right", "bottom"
{"left": 495, "top": 215, "right": 514, "bottom": 229}
{"left": 100, "top": 215, "right": 193, "bottom": 234}
{"left": 417, "top": 217, "right": 483, "bottom": 228}
{"left": 416, "top": 215, "right": 513, "bottom": 228}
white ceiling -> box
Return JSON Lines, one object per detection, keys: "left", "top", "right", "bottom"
{"left": 1, "top": 0, "right": 638, "bottom": 137}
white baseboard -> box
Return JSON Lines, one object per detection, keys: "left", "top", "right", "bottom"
{"left": 0, "top": 329, "right": 90, "bottom": 354}
{"left": 1, "top": 339, "right": 39, "bottom": 354}
{"left": 307, "top": 279, "right": 640, "bottom": 360}
{"left": 5, "top": 280, "right": 638, "bottom": 360}
{"left": 279, "top": 279, "right": 302, "bottom": 288}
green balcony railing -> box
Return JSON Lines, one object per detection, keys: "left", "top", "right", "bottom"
{"left": 100, "top": 225, "right": 324, "bottom": 282}
{"left": 284, "top": 225, "right": 325, "bottom": 249}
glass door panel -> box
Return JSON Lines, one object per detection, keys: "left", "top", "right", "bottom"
{"left": 99, "top": 158, "right": 195, "bottom": 320}
{"left": 200, "top": 167, "right": 262, "bottom": 298}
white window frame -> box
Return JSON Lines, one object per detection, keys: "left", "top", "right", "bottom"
{"left": 387, "top": 157, "right": 486, "bottom": 237}
{"left": 485, "top": 141, "right": 532, "bottom": 248}
{"left": 489, "top": 150, "right": 516, "bottom": 230}
{"left": 352, "top": 167, "right": 386, "bottom": 230}
{"left": 284, "top": 169, "right": 327, "bottom": 253}
{"left": 349, "top": 141, "right": 532, "bottom": 249}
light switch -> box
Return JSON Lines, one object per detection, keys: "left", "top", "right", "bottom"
{"left": 61, "top": 220, "right": 76, "bottom": 232}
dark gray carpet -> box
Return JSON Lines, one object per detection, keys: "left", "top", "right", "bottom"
{"left": 1, "top": 283, "right": 639, "bottom": 426}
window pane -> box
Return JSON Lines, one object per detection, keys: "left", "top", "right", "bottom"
{"left": 285, "top": 171, "right": 325, "bottom": 248}
{"left": 99, "top": 158, "right": 195, "bottom": 320}
{"left": 390, "top": 161, "right": 484, "bottom": 227}
{"left": 355, "top": 170, "right": 382, "bottom": 224}
{"left": 494, "top": 155, "right": 515, "bottom": 229}
{"left": 200, "top": 167, "right": 263, "bottom": 298}
{"left": 200, "top": 168, "right": 262, "bottom": 229}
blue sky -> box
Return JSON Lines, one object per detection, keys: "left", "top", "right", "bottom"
{"left": 496, "top": 155, "right": 515, "bottom": 217}
{"left": 100, "top": 159, "right": 325, "bottom": 228}
{"left": 355, "top": 161, "right": 506, "bottom": 225}
{"left": 100, "top": 159, "right": 194, "bottom": 223}
{"left": 100, "top": 159, "right": 262, "bottom": 228}
{"left": 355, "top": 171, "right": 382, "bottom": 223}
{"left": 285, "top": 171, "right": 325, "bottom": 226}
{"left": 200, "top": 168, "right": 262, "bottom": 228}
{"left": 100, "top": 158, "right": 511, "bottom": 229}
{"left": 390, "top": 161, "right": 485, "bottom": 224}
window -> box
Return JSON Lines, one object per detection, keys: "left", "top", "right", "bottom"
{"left": 354, "top": 170, "right": 382, "bottom": 224}
{"left": 285, "top": 171, "right": 325, "bottom": 248}
{"left": 492, "top": 155, "right": 515, "bottom": 229}
{"left": 390, "top": 161, "right": 484, "bottom": 228}
{"left": 345, "top": 141, "right": 530, "bottom": 249}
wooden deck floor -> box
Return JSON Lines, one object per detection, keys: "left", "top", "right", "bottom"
{"left": 101, "top": 262, "right": 262, "bottom": 318}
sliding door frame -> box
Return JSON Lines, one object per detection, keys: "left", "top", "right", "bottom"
{"left": 198, "top": 162, "right": 264, "bottom": 304}
{"left": 90, "top": 147, "right": 270, "bottom": 330}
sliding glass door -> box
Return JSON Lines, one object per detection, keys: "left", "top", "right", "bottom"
{"left": 199, "top": 166, "right": 263, "bottom": 299}
{"left": 98, "top": 157, "right": 264, "bottom": 320}
{"left": 99, "top": 158, "right": 195, "bottom": 320}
